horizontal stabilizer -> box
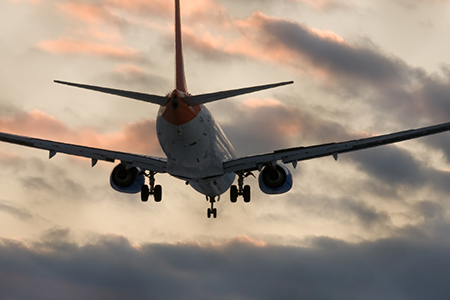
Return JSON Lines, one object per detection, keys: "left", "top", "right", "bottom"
{"left": 54, "top": 80, "right": 168, "bottom": 106}
{"left": 185, "top": 81, "right": 294, "bottom": 106}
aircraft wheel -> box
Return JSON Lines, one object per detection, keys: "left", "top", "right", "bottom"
{"left": 141, "top": 185, "right": 150, "bottom": 202}
{"left": 243, "top": 185, "right": 251, "bottom": 203}
{"left": 230, "top": 185, "right": 238, "bottom": 203}
{"left": 154, "top": 185, "right": 162, "bottom": 202}
{"left": 207, "top": 208, "right": 218, "bottom": 218}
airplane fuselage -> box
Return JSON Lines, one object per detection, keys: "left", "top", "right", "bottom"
{"left": 156, "top": 90, "right": 236, "bottom": 197}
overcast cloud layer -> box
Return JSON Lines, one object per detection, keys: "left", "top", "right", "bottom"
{"left": 1, "top": 0, "right": 450, "bottom": 299}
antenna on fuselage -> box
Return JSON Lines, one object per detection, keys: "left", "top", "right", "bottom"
{"left": 175, "top": 0, "right": 187, "bottom": 93}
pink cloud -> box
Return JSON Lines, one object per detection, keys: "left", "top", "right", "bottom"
{"left": 309, "top": 28, "right": 345, "bottom": 43}
{"left": 106, "top": 0, "right": 172, "bottom": 16}
{"left": 234, "top": 235, "right": 267, "bottom": 247}
{"left": 0, "top": 110, "right": 162, "bottom": 156}
{"left": 291, "top": 0, "right": 353, "bottom": 11}
{"left": 183, "top": 11, "right": 345, "bottom": 80}
{"left": 57, "top": 2, "right": 108, "bottom": 24}
{"left": 38, "top": 37, "right": 138, "bottom": 60}
{"left": 8, "top": 0, "right": 40, "bottom": 4}
{"left": 243, "top": 98, "right": 282, "bottom": 108}
{"left": 114, "top": 64, "right": 147, "bottom": 76}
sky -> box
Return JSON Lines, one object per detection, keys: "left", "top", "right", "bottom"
{"left": 1, "top": 0, "right": 450, "bottom": 299}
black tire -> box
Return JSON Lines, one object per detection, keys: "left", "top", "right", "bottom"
{"left": 230, "top": 185, "right": 238, "bottom": 203}
{"left": 141, "top": 185, "right": 150, "bottom": 202}
{"left": 243, "top": 185, "right": 251, "bottom": 203}
{"left": 207, "top": 208, "right": 212, "bottom": 218}
{"left": 212, "top": 208, "right": 217, "bottom": 218}
{"left": 153, "top": 185, "right": 162, "bottom": 202}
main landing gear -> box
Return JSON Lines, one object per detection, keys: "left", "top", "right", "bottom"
{"left": 141, "top": 171, "right": 162, "bottom": 202}
{"left": 230, "top": 172, "right": 254, "bottom": 203}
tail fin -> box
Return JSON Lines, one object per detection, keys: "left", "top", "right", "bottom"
{"left": 175, "top": 0, "right": 187, "bottom": 92}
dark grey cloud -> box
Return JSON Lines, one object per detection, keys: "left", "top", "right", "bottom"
{"left": 350, "top": 146, "right": 425, "bottom": 187}
{"left": 220, "top": 99, "right": 350, "bottom": 156}
{"left": 341, "top": 198, "right": 392, "bottom": 229}
{"left": 261, "top": 18, "right": 410, "bottom": 85}
{"left": 348, "top": 145, "right": 450, "bottom": 195}
{"left": 0, "top": 201, "right": 34, "bottom": 220}
{"left": 246, "top": 14, "right": 450, "bottom": 170}
{"left": 2, "top": 230, "right": 450, "bottom": 300}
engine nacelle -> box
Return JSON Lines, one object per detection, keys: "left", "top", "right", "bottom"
{"left": 258, "top": 164, "right": 293, "bottom": 195}
{"left": 110, "top": 164, "right": 145, "bottom": 194}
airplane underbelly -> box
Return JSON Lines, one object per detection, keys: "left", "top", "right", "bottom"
{"left": 189, "top": 173, "right": 236, "bottom": 197}
{"left": 156, "top": 106, "right": 236, "bottom": 186}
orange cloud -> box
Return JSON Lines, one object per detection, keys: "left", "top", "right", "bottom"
{"left": 243, "top": 98, "right": 282, "bottom": 108}
{"left": 8, "top": 0, "right": 39, "bottom": 4}
{"left": 0, "top": 110, "right": 162, "bottom": 156}
{"left": 234, "top": 235, "right": 267, "bottom": 247}
{"left": 292, "top": 0, "right": 352, "bottom": 11}
{"left": 38, "top": 37, "right": 138, "bottom": 60}
{"left": 114, "top": 64, "right": 147, "bottom": 76}
{"left": 183, "top": 10, "right": 345, "bottom": 78}
{"left": 310, "top": 28, "right": 345, "bottom": 43}
{"left": 104, "top": 0, "right": 172, "bottom": 17}
{"left": 57, "top": 2, "right": 107, "bottom": 24}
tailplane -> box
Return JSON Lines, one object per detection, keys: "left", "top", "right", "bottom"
{"left": 184, "top": 81, "right": 294, "bottom": 106}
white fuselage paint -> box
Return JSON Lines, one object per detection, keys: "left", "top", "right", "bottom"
{"left": 156, "top": 104, "right": 236, "bottom": 198}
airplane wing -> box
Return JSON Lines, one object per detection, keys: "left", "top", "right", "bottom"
{"left": 0, "top": 132, "right": 167, "bottom": 173}
{"left": 223, "top": 121, "right": 450, "bottom": 173}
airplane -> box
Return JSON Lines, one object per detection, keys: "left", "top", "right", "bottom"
{"left": 1, "top": 0, "right": 450, "bottom": 218}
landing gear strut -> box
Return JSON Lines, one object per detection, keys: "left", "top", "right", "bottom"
{"left": 141, "top": 171, "right": 162, "bottom": 202}
{"left": 207, "top": 196, "right": 219, "bottom": 218}
{"left": 230, "top": 172, "right": 253, "bottom": 203}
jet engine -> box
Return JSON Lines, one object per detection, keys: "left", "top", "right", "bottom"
{"left": 258, "top": 164, "right": 293, "bottom": 195}
{"left": 110, "top": 163, "right": 145, "bottom": 194}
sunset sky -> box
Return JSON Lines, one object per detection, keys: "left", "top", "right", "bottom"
{"left": 1, "top": 0, "right": 450, "bottom": 299}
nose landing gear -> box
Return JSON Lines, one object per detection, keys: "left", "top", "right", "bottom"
{"left": 207, "top": 196, "right": 219, "bottom": 218}
{"left": 141, "top": 171, "right": 162, "bottom": 202}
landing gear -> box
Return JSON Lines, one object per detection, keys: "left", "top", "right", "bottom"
{"left": 230, "top": 171, "right": 253, "bottom": 203}
{"left": 141, "top": 185, "right": 150, "bottom": 202}
{"left": 207, "top": 196, "right": 219, "bottom": 218}
{"left": 141, "top": 171, "right": 162, "bottom": 202}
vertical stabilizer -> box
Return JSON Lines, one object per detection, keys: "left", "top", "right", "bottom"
{"left": 175, "top": 0, "right": 187, "bottom": 92}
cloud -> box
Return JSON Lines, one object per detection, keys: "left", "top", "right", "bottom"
{"left": 38, "top": 37, "right": 139, "bottom": 60}
{"left": 340, "top": 198, "right": 392, "bottom": 229}
{"left": 253, "top": 14, "right": 408, "bottom": 85}
{"left": 290, "top": 0, "right": 355, "bottom": 12}
{"left": 2, "top": 231, "right": 450, "bottom": 300}
{"left": 108, "top": 64, "right": 170, "bottom": 90}
{"left": 0, "top": 108, "right": 162, "bottom": 156}
{"left": 221, "top": 98, "right": 350, "bottom": 155}
{"left": 0, "top": 201, "right": 34, "bottom": 220}
{"left": 57, "top": 2, "right": 111, "bottom": 24}
{"left": 7, "top": 0, "right": 40, "bottom": 4}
